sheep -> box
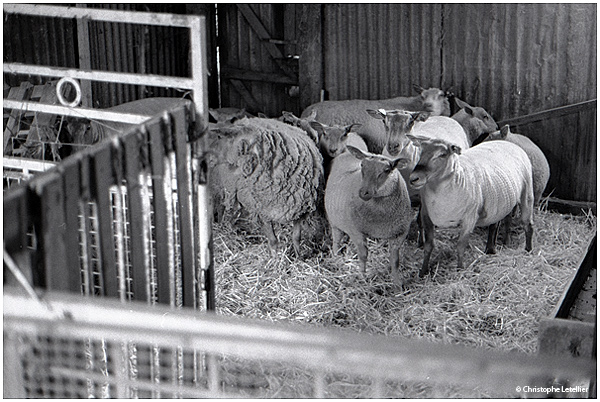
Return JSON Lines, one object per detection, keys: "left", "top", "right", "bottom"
{"left": 366, "top": 109, "right": 469, "bottom": 201}
{"left": 450, "top": 98, "right": 498, "bottom": 145}
{"left": 407, "top": 136, "right": 534, "bottom": 277}
{"left": 208, "top": 117, "right": 324, "bottom": 258}
{"left": 482, "top": 124, "right": 550, "bottom": 249}
{"left": 301, "top": 85, "right": 451, "bottom": 154}
{"left": 325, "top": 138, "right": 413, "bottom": 287}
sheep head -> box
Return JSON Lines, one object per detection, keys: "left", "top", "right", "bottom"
{"left": 408, "top": 137, "right": 461, "bottom": 190}
{"left": 347, "top": 145, "right": 408, "bottom": 201}
{"left": 310, "top": 121, "right": 362, "bottom": 157}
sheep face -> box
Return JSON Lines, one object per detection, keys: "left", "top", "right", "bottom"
{"left": 409, "top": 138, "right": 461, "bottom": 190}
{"left": 310, "top": 121, "right": 361, "bottom": 157}
{"left": 367, "top": 109, "right": 429, "bottom": 156}
{"left": 417, "top": 86, "right": 451, "bottom": 117}
{"left": 347, "top": 146, "right": 408, "bottom": 201}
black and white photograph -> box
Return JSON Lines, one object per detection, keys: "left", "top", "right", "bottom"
{"left": 3, "top": 3, "right": 596, "bottom": 398}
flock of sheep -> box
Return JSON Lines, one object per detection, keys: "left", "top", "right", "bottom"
{"left": 206, "top": 85, "right": 551, "bottom": 288}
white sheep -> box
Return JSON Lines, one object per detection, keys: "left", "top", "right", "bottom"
{"left": 481, "top": 124, "right": 550, "bottom": 249}
{"left": 209, "top": 117, "right": 324, "bottom": 258}
{"left": 407, "top": 136, "right": 534, "bottom": 277}
{"left": 325, "top": 138, "right": 413, "bottom": 286}
{"left": 450, "top": 98, "right": 498, "bottom": 145}
{"left": 301, "top": 85, "right": 451, "bottom": 154}
{"left": 366, "top": 109, "right": 469, "bottom": 201}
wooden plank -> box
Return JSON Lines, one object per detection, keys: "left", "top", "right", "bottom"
{"left": 538, "top": 318, "right": 595, "bottom": 359}
{"left": 34, "top": 172, "right": 70, "bottom": 291}
{"left": 92, "top": 145, "right": 118, "bottom": 297}
{"left": 220, "top": 66, "right": 297, "bottom": 85}
{"left": 58, "top": 155, "right": 84, "bottom": 292}
{"left": 123, "top": 132, "right": 149, "bottom": 302}
{"left": 237, "top": 4, "right": 297, "bottom": 79}
{"left": 170, "top": 106, "right": 195, "bottom": 307}
{"left": 75, "top": 4, "right": 93, "bottom": 107}
{"left": 297, "top": 4, "right": 323, "bottom": 110}
{"left": 147, "top": 119, "right": 172, "bottom": 305}
{"left": 229, "top": 79, "right": 262, "bottom": 112}
{"left": 3, "top": 81, "right": 33, "bottom": 154}
{"left": 551, "top": 235, "right": 597, "bottom": 319}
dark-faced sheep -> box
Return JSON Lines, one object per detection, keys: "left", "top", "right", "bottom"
{"left": 209, "top": 117, "right": 324, "bottom": 258}
{"left": 407, "top": 137, "right": 534, "bottom": 276}
{"left": 301, "top": 85, "right": 451, "bottom": 154}
{"left": 325, "top": 137, "right": 413, "bottom": 287}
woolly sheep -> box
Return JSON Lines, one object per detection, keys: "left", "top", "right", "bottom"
{"left": 407, "top": 137, "right": 534, "bottom": 277}
{"left": 208, "top": 117, "right": 324, "bottom": 257}
{"left": 325, "top": 139, "right": 413, "bottom": 286}
{"left": 451, "top": 98, "right": 498, "bottom": 145}
{"left": 301, "top": 85, "right": 451, "bottom": 154}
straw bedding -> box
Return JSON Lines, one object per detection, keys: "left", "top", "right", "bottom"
{"left": 211, "top": 202, "right": 596, "bottom": 397}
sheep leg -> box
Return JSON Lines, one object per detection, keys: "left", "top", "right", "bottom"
{"left": 502, "top": 210, "right": 514, "bottom": 246}
{"left": 262, "top": 220, "right": 279, "bottom": 255}
{"left": 457, "top": 220, "right": 476, "bottom": 269}
{"left": 331, "top": 227, "right": 344, "bottom": 255}
{"left": 291, "top": 219, "right": 303, "bottom": 259}
{"left": 348, "top": 233, "right": 368, "bottom": 273}
{"left": 416, "top": 206, "right": 425, "bottom": 248}
{"left": 419, "top": 208, "right": 435, "bottom": 278}
{"left": 485, "top": 223, "right": 500, "bottom": 254}
{"left": 389, "top": 236, "right": 406, "bottom": 287}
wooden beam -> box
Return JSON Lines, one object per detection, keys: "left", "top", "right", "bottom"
{"left": 229, "top": 79, "right": 262, "bottom": 113}
{"left": 298, "top": 4, "right": 323, "bottom": 110}
{"left": 237, "top": 4, "right": 296, "bottom": 79}
{"left": 220, "top": 66, "right": 297, "bottom": 85}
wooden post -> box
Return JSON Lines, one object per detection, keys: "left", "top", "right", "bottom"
{"left": 298, "top": 4, "right": 323, "bottom": 111}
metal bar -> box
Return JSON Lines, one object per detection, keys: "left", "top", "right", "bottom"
{"left": 75, "top": 5, "right": 93, "bottom": 107}
{"left": 497, "top": 99, "right": 597, "bottom": 127}
{"left": 4, "top": 288, "right": 596, "bottom": 396}
{"left": 3, "top": 156, "right": 57, "bottom": 171}
{"left": 147, "top": 120, "right": 171, "bottom": 305}
{"left": 3, "top": 63, "right": 195, "bottom": 89}
{"left": 4, "top": 4, "right": 196, "bottom": 28}
{"left": 92, "top": 146, "right": 118, "bottom": 297}
{"left": 3, "top": 99, "right": 151, "bottom": 124}
{"left": 188, "top": 15, "right": 209, "bottom": 134}
{"left": 169, "top": 106, "right": 196, "bottom": 308}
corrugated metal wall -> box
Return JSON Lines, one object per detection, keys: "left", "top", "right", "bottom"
{"left": 441, "top": 3, "right": 596, "bottom": 120}
{"left": 323, "top": 3, "right": 444, "bottom": 100}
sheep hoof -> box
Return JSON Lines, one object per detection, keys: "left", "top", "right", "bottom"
{"left": 484, "top": 246, "right": 497, "bottom": 255}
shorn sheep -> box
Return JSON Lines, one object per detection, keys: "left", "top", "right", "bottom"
{"left": 482, "top": 124, "right": 550, "bottom": 249}
{"left": 367, "top": 109, "right": 469, "bottom": 201}
{"left": 301, "top": 85, "right": 451, "bottom": 154}
{"left": 450, "top": 98, "right": 499, "bottom": 145}
{"left": 208, "top": 117, "right": 324, "bottom": 258}
{"left": 407, "top": 137, "right": 534, "bottom": 277}
{"left": 325, "top": 137, "right": 413, "bottom": 287}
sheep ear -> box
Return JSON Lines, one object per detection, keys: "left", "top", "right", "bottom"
{"left": 413, "top": 84, "right": 425, "bottom": 94}
{"left": 454, "top": 98, "right": 471, "bottom": 109}
{"left": 257, "top": 112, "right": 268, "bottom": 118}
{"left": 450, "top": 145, "right": 462, "bottom": 155}
{"left": 500, "top": 124, "right": 510, "bottom": 138}
{"left": 281, "top": 111, "right": 293, "bottom": 118}
{"left": 366, "top": 109, "right": 385, "bottom": 120}
{"left": 347, "top": 145, "right": 367, "bottom": 160}
{"left": 392, "top": 156, "right": 410, "bottom": 170}
{"left": 415, "top": 111, "right": 430, "bottom": 122}
{"left": 463, "top": 106, "right": 474, "bottom": 116}
{"left": 346, "top": 123, "right": 362, "bottom": 133}
{"left": 406, "top": 134, "right": 425, "bottom": 145}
